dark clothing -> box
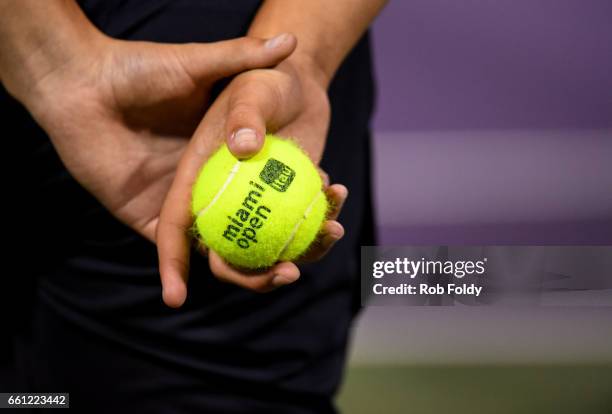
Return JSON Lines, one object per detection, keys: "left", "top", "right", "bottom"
{"left": 1, "top": 1, "right": 375, "bottom": 412}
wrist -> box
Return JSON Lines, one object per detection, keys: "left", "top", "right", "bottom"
{"left": 282, "top": 52, "right": 331, "bottom": 90}
{"left": 0, "top": 1, "right": 107, "bottom": 106}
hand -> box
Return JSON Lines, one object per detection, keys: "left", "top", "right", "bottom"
{"left": 157, "top": 57, "right": 348, "bottom": 307}
{"left": 23, "top": 32, "right": 297, "bottom": 241}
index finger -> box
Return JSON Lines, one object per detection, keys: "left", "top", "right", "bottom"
{"left": 156, "top": 119, "right": 223, "bottom": 308}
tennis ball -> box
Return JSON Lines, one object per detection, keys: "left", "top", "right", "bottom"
{"left": 191, "top": 135, "right": 328, "bottom": 269}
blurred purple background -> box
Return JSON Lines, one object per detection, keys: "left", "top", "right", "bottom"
{"left": 348, "top": 0, "right": 612, "bottom": 365}
{"left": 372, "top": 0, "right": 612, "bottom": 131}
{"left": 369, "top": 0, "right": 612, "bottom": 245}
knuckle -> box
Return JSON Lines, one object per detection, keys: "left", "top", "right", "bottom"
{"left": 166, "top": 257, "right": 189, "bottom": 276}
{"left": 234, "top": 37, "right": 261, "bottom": 58}
{"left": 229, "top": 100, "right": 255, "bottom": 116}
{"left": 227, "top": 100, "right": 257, "bottom": 125}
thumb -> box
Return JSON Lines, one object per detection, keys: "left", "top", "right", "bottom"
{"left": 176, "top": 33, "right": 297, "bottom": 82}
{"left": 224, "top": 87, "right": 272, "bottom": 159}
{"left": 224, "top": 73, "right": 300, "bottom": 159}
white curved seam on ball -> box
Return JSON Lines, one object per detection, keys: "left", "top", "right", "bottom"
{"left": 196, "top": 161, "right": 241, "bottom": 218}
{"left": 277, "top": 190, "right": 323, "bottom": 259}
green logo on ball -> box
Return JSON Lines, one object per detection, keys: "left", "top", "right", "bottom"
{"left": 259, "top": 158, "right": 295, "bottom": 192}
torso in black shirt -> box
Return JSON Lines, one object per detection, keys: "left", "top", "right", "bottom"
{"left": 2, "top": 1, "right": 375, "bottom": 412}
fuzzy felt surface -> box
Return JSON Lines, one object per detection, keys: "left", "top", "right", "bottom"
{"left": 192, "top": 135, "right": 327, "bottom": 269}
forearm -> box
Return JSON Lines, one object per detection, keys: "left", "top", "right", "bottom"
{"left": 0, "top": 0, "right": 101, "bottom": 104}
{"left": 248, "top": 0, "right": 387, "bottom": 88}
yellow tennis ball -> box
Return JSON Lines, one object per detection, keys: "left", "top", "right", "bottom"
{"left": 191, "top": 135, "right": 328, "bottom": 269}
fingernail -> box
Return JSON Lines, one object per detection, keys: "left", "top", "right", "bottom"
{"left": 330, "top": 223, "right": 345, "bottom": 240}
{"left": 337, "top": 185, "right": 349, "bottom": 199}
{"left": 331, "top": 230, "right": 344, "bottom": 241}
{"left": 231, "top": 128, "right": 257, "bottom": 148}
{"left": 265, "top": 33, "right": 289, "bottom": 49}
{"left": 272, "top": 273, "right": 299, "bottom": 287}
{"left": 336, "top": 185, "right": 348, "bottom": 203}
